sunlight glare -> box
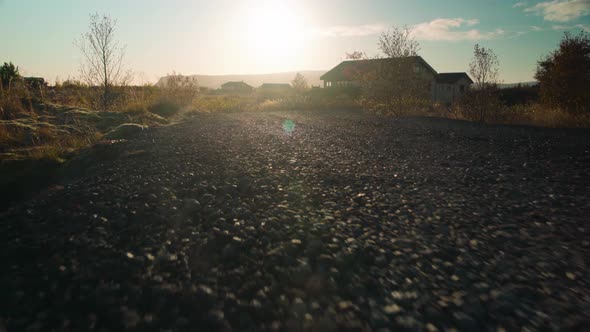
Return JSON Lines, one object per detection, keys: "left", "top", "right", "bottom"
{"left": 242, "top": 1, "right": 307, "bottom": 69}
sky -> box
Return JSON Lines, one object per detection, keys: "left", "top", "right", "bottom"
{"left": 1, "top": 0, "right": 589, "bottom": 84}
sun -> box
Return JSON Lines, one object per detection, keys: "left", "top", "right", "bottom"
{"left": 242, "top": 1, "right": 307, "bottom": 67}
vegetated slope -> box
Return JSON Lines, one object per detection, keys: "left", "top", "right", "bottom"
{"left": 157, "top": 70, "right": 326, "bottom": 89}
{"left": 1, "top": 110, "right": 589, "bottom": 331}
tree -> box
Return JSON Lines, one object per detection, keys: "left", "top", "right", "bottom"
{"left": 535, "top": 31, "right": 590, "bottom": 114}
{"left": 75, "top": 14, "right": 128, "bottom": 110}
{"left": 469, "top": 44, "right": 499, "bottom": 89}
{"left": 370, "top": 25, "right": 428, "bottom": 115}
{"left": 0, "top": 62, "right": 20, "bottom": 89}
{"left": 461, "top": 44, "right": 502, "bottom": 122}
{"left": 150, "top": 72, "right": 199, "bottom": 118}
{"left": 345, "top": 51, "right": 367, "bottom": 60}
{"left": 291, "top": 73, "right": 309, "bottom": 94}
{"left": 378, "top": 25, "right": 420, "bottom": 58}
{"left": 161, "top": 72, "right": 199, "bottom": 105}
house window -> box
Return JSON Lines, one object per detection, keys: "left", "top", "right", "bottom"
{"left": 460, "top": 85, "right": 465, "bottom": 92}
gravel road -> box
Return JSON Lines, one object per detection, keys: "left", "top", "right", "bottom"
{"left": 1, "top": 110, "right": 589, "bottom": 331}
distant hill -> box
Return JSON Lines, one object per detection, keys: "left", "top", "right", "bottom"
{"left": 157, "top": 71, "right": 326, "bottom": 89}
{"left": 498, "top": 81, "right": 538, "bottom": 89}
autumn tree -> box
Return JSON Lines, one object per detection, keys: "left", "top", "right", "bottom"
{"left": 75, "top": 14, "right": 129, "bottom": 110}
{"left": 535, "top": 31, "right": 590, "bottom": 114}
{"left": 469, "top": 44, "right": 499, "bottom": 89}
{"left": 291, "top": 73, "right": 309, "bottom": 94}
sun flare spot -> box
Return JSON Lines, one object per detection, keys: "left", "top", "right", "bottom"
{"left": 242, "top": 1, "right": 307, "bottom": 67}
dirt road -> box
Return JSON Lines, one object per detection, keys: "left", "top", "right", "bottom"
{"left": 1, "top": 110, "right": 589, "bottom": 331}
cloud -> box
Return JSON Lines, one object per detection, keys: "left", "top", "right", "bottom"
{"left": 411, "top": 18, "right": 505, "bottom": 41}
{"left": 513, "top": 2, "right": 528, "bottom": 8}
{"left": 310, "top": 24, "right": 388, "bottom": 37}
{"left": 552, "top": 23, "right": 590, "bottom": 30}
{"left": 531, "top": 25, "right": 544, "bottom": 31}
{"left": 311, "top": 18, "right": 505, "bottom": 41}
{"left": 524, "top": 0, "right": 590, "bottom": 22}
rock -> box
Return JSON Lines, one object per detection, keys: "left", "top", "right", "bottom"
{"left": 103, "top": 123, "right": 146, "bottom": 140}
{"left": 182, "top": 199, "right": 201, "bottom": 213}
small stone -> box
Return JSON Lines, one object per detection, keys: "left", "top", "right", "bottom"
{"left": 383, "top": 304, "right": 401, "bottom": 314}
{"left": 122, "top": 308, "right": 141, "bottom": 329}
{"left": 338, "top": 301, "right": 353, "bottom": 310}
{"left": 375, "top": 255, "right": 387, "bottom": 266}
{"left": 426, "top": 323, "right": 439, "bottom": 332}
{"left": 291, "top": 239, "right": 302, "bottom": 245}
{"left": 126, "top": 252, "right": 134, "bottom": 259}
{"left": 566, "top": 272, "right": 576, "bottom": 280}
{"left": 183, "top": 199, "right": 201, "bottom": 211}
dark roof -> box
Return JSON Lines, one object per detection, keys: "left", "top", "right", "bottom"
{"left": 436, "top": 72, "right": 473, "bottom": 84}
{"left": 259, "top": 83, "right": 291, "bottom": 89}
{"left": 320, "top": 56, "right": 437, "bottom": 81}
{"left": 221, "top": 81, "right": 252, "bottom": 88}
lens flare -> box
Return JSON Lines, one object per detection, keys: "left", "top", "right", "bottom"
{"left": 282, "top": 120, "right": 295, "bottom": 135}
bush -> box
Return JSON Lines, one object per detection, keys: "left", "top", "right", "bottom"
{"left": 148, "top": 99, "right": 181, "bottom": 118}
{"left": 454, "top": 89, "right": 504, "bottom": 122}
{"left": 0, "top": 62, "right": 21, "bottom": 89}
{"left": 535, "top": 31, "right": 590, "bottom": 114}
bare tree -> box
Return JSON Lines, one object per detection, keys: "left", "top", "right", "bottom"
{"left": 291, "top": 73, "right": 309, "bottom": 94}
{"left": 378, "top": 26, "right": 420, "bottom": 58}
{"left": 459, "top": 44, "right": 502, "bottom": 122}
{"left": 469, "top": 44, "right": 499, "bottom": 89}
{"left": 75, "top": 14, "right": 128, "bottom": 110}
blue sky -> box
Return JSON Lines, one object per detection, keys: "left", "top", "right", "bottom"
{"left": 1, "top": 0, "right": 589, "bottom": 83}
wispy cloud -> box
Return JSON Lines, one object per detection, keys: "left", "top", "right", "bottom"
{"left": 310, "top": 24, "right": 388, "bottom": 37}
{"left": 531, "top": 25, "right": 544, "bottom": 31}
{"left": 411, "top": 18, "right": 505, "bottom": 41}
{"left": 513, "top": 2, "right": 528, "bottom": 8}
{"left": 524, "top": 0, "right": 590, "bottom": 22}
{"left": 312, "top": 18, "right": 505, "bottom": 41}
{"left": 552, "top": 23, "right": 590, "bottom": 31}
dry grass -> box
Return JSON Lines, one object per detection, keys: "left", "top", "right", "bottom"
{"left": 0, "top": 83, "right": 169, "bottom": 161}
{"left": 509, "top": 104, "right": 590, "bottom": 128}
{"left": 445, "top": 102, "right": 590, "bottom": 128}
{"left": 3, "top": 80, "right": 587, "bottom": 162}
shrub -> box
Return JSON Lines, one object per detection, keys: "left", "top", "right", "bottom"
{"left": 454, "top": 89, "right": 504, "bottom": 122}
{"left": 535, "top": 31, "right": 590, "bottom": 114}
{"left": 148, "top": 99, "right": 181, "bottom": 118}
{"left": 0, "top": 62, "right": 21, "bottom": 88}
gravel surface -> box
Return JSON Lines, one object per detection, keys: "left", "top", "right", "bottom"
{"left": 1, "top": 109, "right": 589, "bottom": 331}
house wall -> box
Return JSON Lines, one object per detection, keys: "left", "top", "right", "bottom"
{"left": 323, "top": 61, "right": 436, "bottom": 96}
{"left": 435, "top": 77, "right": 471, "bottom": 103}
